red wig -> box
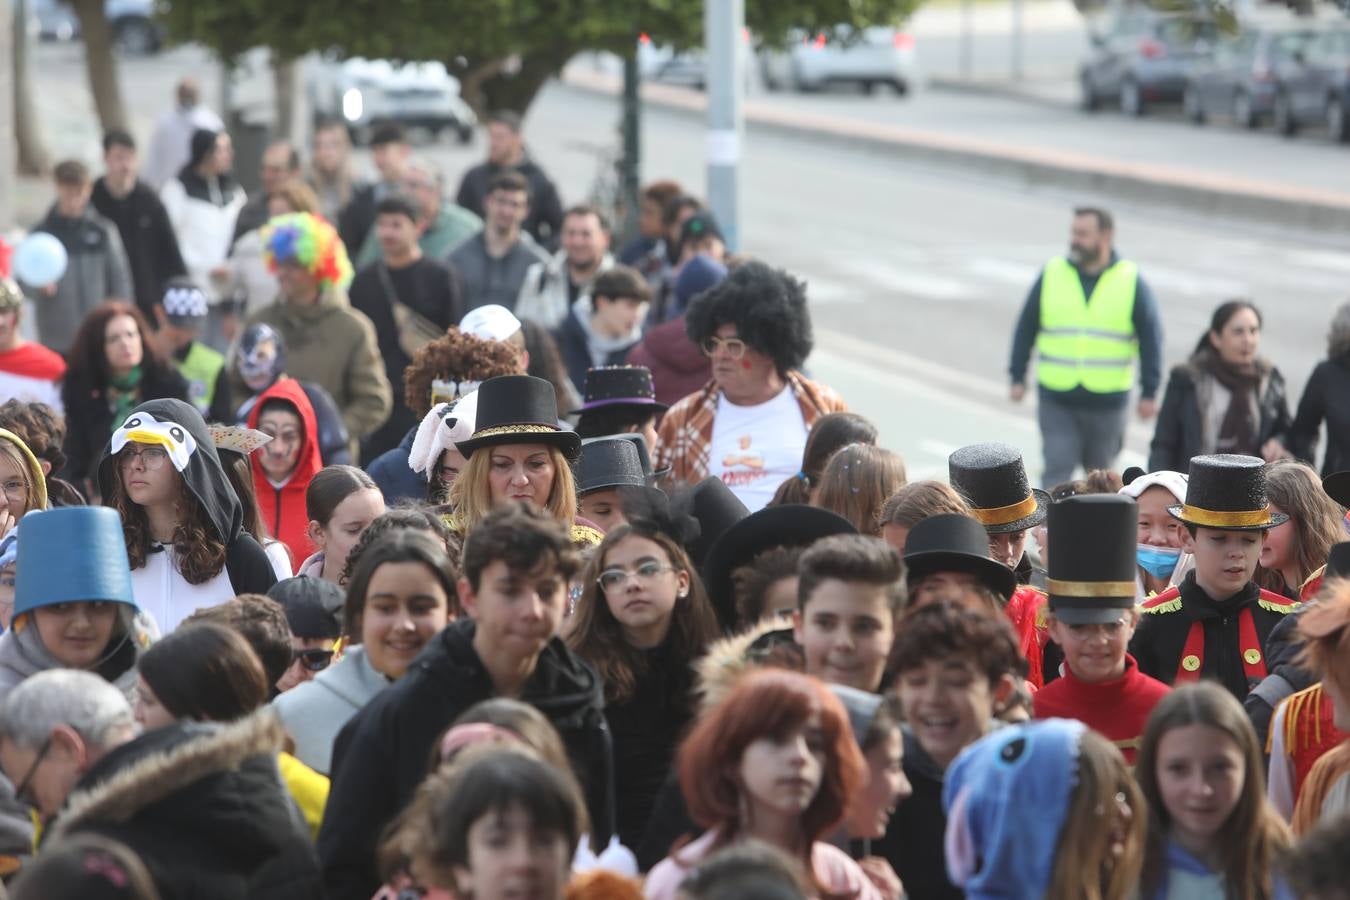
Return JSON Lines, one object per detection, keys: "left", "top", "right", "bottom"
{"left": 677, "top": 669, "right": 864, "bottom": 850}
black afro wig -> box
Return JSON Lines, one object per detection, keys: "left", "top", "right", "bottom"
{"left": 683, "top": 261, "right": 813, "bottom": 374}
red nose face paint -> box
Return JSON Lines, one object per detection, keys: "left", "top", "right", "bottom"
{"left": 741, "top": 360, "right": 752, "bottom": 370}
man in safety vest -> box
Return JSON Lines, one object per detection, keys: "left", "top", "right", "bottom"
{"left": 153, "top": 280, "right": 233, "bottom": 423}
{"left": 1008, "top": 206, "right": 1162, "bottom": 488}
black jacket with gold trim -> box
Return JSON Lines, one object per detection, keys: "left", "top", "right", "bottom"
{"left": 1130, "top": 571, "right": 1298, "bottom": 701}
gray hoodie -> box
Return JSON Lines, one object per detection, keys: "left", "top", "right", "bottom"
{"left": 0, "top": 607, "right": 155, "bottom": 706}
{"left": 271, "top": 644, "right": 389, "bottom": 775}
{"left": 27, "top": 205, "right": 133, "bottom": 353}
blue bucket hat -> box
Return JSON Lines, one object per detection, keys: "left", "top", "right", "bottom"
{"left": 943, "top": 718, "right": 1086, "bottom": 899}
{"left": 14, "top": 507, "right": 136, "bottom": 618}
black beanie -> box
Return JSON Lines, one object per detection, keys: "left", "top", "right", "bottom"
{"left": 268, "top": 576, "right": 344, "bottom": 639}
{"left": 189, "top": 128, "right": 220, "bottom": 169}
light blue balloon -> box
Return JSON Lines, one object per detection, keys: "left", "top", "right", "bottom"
{"left": 13, "top": 232, "right": 68, "bottom": 287}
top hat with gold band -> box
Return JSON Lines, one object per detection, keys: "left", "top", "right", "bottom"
{"left": 948, "top": 442, "right": 1049, "bottom": 534}
{"left": 1047, "top": 494, "right": 1138, "bottom": 624}
{"left": 454, "top": 375, "right": 582, "bottom": 460}
{"left": 1167, "top": 454, "right": 1289, "bottom": 531}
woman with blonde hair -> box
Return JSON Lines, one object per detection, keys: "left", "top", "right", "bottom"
{"left": 447, "top": 375, "right": 599, "bottom": 547}
{"left": 812, "top": 444, "right": 906, "bottom": 537}
{"left": 1258, "top": 459, "right": 1346, "bottom": 599}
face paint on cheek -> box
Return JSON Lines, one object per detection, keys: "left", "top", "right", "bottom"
{"left": 741, "top": 359, "right": 752, "bottom": 370}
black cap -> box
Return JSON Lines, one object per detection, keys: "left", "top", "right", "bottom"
{"left": 267, "top": 577, "right": 344, "bottom": 639}
{"left": 1047, "top": 495, "right": 1138, "bottom": 624}
{"left": 1168, "top": 454, "right": 1289, "bottom": 531}
{"left": 702, "top": 505, "right": 858, "bottom": 630}
{"left": 578, "top": 437, "right": 647, "bottom": 497}
{"left": 902, "top": 514, "right": 1016, "bottom": 602}
{"left": 948, "top": 442, "right": 1049, "bottom": 534}
{"left": 455, "top": 375, "right": 581, "bottom": 460}
{"left": 679, "top": 212, "right": 724, "bottom": 252}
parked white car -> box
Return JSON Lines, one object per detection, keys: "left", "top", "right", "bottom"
{"left": 309, "top": 57, "right": 477, "bottom": 144}
{"left": 759, "top": 26, "right": 919, "bottom": 94}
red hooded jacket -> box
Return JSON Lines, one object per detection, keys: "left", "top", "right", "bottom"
{"left": 248, "top": 377, "right": 323, "bottom": 568}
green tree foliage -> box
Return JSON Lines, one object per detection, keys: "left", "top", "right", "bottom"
{"left": 159, "top": 0, "right": 924, "bottom": 115}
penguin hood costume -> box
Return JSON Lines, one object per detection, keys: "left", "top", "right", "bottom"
{"left": 98, "top": 399, "right": 277, "bottom": 632}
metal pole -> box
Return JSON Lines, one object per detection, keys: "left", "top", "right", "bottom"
{"left": 1012, "top": 0, "right": 1024, "bottom": 81}
{"left": 961, "top": 0, "right": 974, "bottom": 80}
{"left": 620, "top": 48, "right": 641, "bottom": 244}
{"left": 704, "top": 0, "right": 743, "bottom": 252}
{"left": 0, "top": 0, "right": 14, "bottom": 230}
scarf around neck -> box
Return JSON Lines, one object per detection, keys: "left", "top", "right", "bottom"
{"left": 107, "top": 366, "right": 144, "bottom": 433}
{"left": 1199, "top": 348, "right": 1261, "bottom": 453}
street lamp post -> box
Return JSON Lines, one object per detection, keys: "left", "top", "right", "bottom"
{"left": 0, "top": 0, "right": 14, "bottom": 230}
{"left": 704, "top": 0, "right": 743, "bottom": 252}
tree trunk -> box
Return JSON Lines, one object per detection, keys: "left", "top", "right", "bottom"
{"left": 12, "top": 0, "right": 49, "bottom": 175}
{"left": 272, "top": 55, "right": 296, "bottom": 142}
{"left": 476, "top": 50, "right": 571, "bottom": 116}
{"left": 70, "top": 0, "right": 128, "bottom": 133}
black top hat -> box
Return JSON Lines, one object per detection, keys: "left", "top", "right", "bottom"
{"left": 703, "top": 505, "right": 858, "bottom": 629}
{"left": 948, "top": 442, "right": 1049, "bottom": 534}
{"left": 578, "top": 437, "right": 648, "bottom": 497}
{"left": 902, "top": 514, "right": 1017, "bottom": 602}
{"left": 608, "top": 432, "right": 669, "bottom": 482}
{"left": 1323, "top": 471, "right": 1350, "bottom": 509}
{"left": 455, "top": 375, "right": 581, "bottom": 460}
{"left": 1047, "top": 495, "right": 1138, "bottom": 624}
{"left": 676, "top": 477, "right": 750, "bottom": 568}
{"left": 570, "top": 366, "right": 668, "bottom": 416}
{"left": 1167, "top": 454, "right": 1289, "bottom": 531}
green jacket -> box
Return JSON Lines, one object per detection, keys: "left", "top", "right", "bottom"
{"left": 234, "top": 287, "right": 392, "bottom": 456}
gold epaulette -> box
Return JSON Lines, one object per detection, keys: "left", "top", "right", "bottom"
{"left": 1278, "top": 683, "right": 1327, "bottom": 756}
{"left": 570, "top": 524, "right": 604, "bottom": 547}
{"left": 1140, "top": 596, "right": 1182, "bottom": 615}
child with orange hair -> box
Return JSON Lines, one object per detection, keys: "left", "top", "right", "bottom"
{"left": 643, "top": 669, "right": 881, "bottom": 900}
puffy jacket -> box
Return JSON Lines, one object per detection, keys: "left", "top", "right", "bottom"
{"left": 515, "top": 250, "right": 614, "bottom": 330}
{"left": 1148, "top": 355, "right": 1292, "bottom": 473}
{"left": 160, "top": 169, "right": 246, "bottom": 305}
{"left": 248, "top": 378, "right": 324, "bottom": 568}
{"left": 50, "top": 711, "right": 323, "bottom": 900}
{"left": 233, "top": 286, "right": 392, "bottom": 453}
{"left": 625, "top": 316, "right": 710, "bottom": 408}
{"left": 318, "top": 618, "right": 614, "bottom": 900}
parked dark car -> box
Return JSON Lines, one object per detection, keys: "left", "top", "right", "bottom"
{"left": 1261, "top": 27, "right": 1350, "bottom": 140}
{"left": 1182, "top": 26, "right": 1321, "bottom": 129}
{"left": 1081, "top": 9, "right": 1219, "bottom": 115}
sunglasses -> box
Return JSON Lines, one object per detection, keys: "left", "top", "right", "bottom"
{"left": 292, "top": 648, "right": 335, "bottom": 672}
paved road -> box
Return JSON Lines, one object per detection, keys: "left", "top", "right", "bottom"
{"left": 410, "top": 82, "right": 1345, "bottom": 483}
{"left": 24, "top": 43, "right": 1348, "bottom": 485}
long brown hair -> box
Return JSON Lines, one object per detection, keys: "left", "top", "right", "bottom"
{"left": 1136, "top": 682, "right": 1291, "bottom": 900}
{"left": 1045, "top": 730, "right": 1145, "bottom": 900}
{"left": 108, "top": 463, "right": 227, "bottom": 583}
{"left": 813, "top": 443, "right": 907, "bottom": 536}
{"left": 769, "top": 412, "right": 878, "bottom": 507}
{"left": 567, "top": 522, "right": 719, "bottom": 706}
{"left": 1258, "top": 459, "right": 1346, "bottom": 593}
{"left": 65, "top": 301, "right": 173, "bottom": 388}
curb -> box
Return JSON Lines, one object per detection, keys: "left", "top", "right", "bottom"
{"left": 926, "top": 75, "right": 1078, "bottom": 110}
{"left": 563, "top": 69, "right": 1350, "bottom": 232}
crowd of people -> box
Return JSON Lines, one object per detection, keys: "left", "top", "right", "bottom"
{"left": 0, "top": 73, "right": 1348, "bottom": 900}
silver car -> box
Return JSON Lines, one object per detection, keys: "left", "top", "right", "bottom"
{"left": 309, "top": 57, "right": 477, "bottom": 144}
{"left": 759, "top": 26, "right": 919, "bottom": 95}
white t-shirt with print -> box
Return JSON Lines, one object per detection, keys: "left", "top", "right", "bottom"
{"left": 709, "top": 386, "right": 807, "bottom": 511}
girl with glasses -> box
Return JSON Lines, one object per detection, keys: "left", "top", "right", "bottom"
{"left": 567, "top": 514, "right": 719, "bottom": 849}
{"left": 98, "top": 399, "right": 278, "bottom": 633}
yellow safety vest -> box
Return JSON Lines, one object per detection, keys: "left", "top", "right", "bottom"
{"left": 177, "top": 340, "right": 225, "bottom": 415}
{"left": 1035, "top": 257, "right": 1139, "bottom": 393}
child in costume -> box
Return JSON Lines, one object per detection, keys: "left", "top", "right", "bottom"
{"left": 1136, "top": 682, "right": 1294, "bottom": 900}
{"left": 1034, "top": 495, "right": 1170, "bottom": 764}
{"left": 947, "top": 443, "right": 1050, "bottom": 687}
{"left": 1130, "top": 454, "right": 1300, "bottom": 701}
{"left": 1284, "top": 580, "right": 1350, "bottom": 833}
{"left": 942, "top": 718, "right": 1145, "bottom": 900}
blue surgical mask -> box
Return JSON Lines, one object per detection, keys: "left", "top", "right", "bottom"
{"left": 1137, "top": 544, "right": 1182, "bottom": 579}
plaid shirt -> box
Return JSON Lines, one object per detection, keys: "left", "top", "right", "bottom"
{"left": 654, "top": 372, "right": 847, "bottom": 487}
